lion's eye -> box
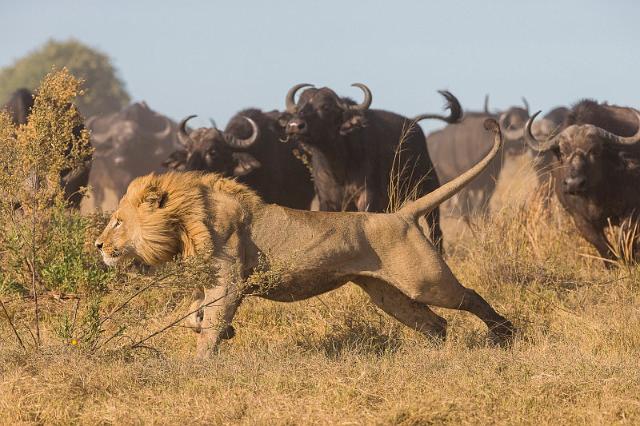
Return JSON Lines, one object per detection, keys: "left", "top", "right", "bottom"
{"left": 113, "top": 219, "right": 121, "bottom": 229}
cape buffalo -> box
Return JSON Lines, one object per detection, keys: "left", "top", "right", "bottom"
{"left": 427, "top": 99, "right": 530, "bottom": 215}
{"left": 163, "top": 109, "right": 314, "bottom": 209}
{"left": 85, "top": 102, "right": 177, "bottom": 212}
{"left": 528, "top": 106, "right": 570, "bottom": 187}
{"left": 525, "top": 100, "right": 640, "bottom": 266}
{"left": 3, "top": 88, "right": 34, "bottom": 125}
{"left": 3, "top": 88, "right": 91, "bottom": 208}
{"left": 282, "top": 83, "right": 461, "bottom": 250}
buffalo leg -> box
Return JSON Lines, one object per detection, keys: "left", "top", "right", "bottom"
{"left": 571, "top": 214, "right": 614, "bottom": 267}
{"left": 355, "top": 277, "right": 447, "bottom": 340}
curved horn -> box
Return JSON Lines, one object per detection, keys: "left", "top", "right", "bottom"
{"left": 524, "top": 111, "right": 563, "bottom": 152}
{"left": 531, "top": 118, "right": 559, "bottom": 139}
{"left": 413, "top": 90, "right": 463, "bottom": 124}
{"left": 177, "top": 115, "right": 197, "bottom": 147}
{"left": 224, "top": 116, "right": 259, "bottom": 148}
{"left": 498, "top": 111, "right": 525, "bottom": 141}
{"left": 347, "top": 83, "right": 372, "bottom": 111}
{"left": 484, "top": 94, "right": 490, "bottom": 114}
{"left": 154, "top": 117, "right": 173, "bottom": 139}
{"left": 521, "top": 97, "right": 530, "bottom": 114}
{"left": 285, "top": 83, "right": 314, "bottom": 113}
{"left": 597, "top": 108, "right": 640, "bottom": 145}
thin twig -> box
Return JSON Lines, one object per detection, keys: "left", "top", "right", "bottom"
{"left": 70, "top": 297, "right": 80, "bottom": 336}
{"left": 94, "top": 325, "right": 127, "bottom": 352}
{"left": 99, "top": 281, "right": 157, "bottom": 327}
{"left": 129, "top": 287, "right": 234, "bottom": 350}
{"left": 0, "top": 298, "right": 25, "bottom": 349}
{"left": 25, "top": 325, "right": 38, "bottom": 348}
{"left": 31, "top": 168, "right": 40, "bottom": 347}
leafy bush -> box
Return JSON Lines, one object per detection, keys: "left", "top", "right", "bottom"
{"left": 0, "top": 68, "right": 110, "bottom": 297}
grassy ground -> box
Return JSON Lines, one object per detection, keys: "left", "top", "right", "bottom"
{"left": 1, "top": 157, "right": 640, "bottom": 425}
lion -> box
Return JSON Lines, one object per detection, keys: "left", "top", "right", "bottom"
{"left": 95, "top": 119, "right": 514, "bottom": 358}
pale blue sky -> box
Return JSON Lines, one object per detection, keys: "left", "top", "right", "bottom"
{"left": 1, "top": 1, "right": 637, "bottom": 130}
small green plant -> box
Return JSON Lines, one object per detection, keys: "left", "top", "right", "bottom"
{"left": 0, "top": 68, "right": 112, "bottom": 348}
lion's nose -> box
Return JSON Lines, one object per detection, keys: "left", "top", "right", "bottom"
{"left": 95, "top": 241, "right": 103, "bottom": 250}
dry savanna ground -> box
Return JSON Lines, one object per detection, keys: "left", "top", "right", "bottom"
{"left": 1, "top": 156, "right": 640, "bottom": 425}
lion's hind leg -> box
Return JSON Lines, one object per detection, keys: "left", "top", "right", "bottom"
{"left": 355, "top": 277, "right": 447, "bottom": 341}
{"left": 413, "top": 268, "right": 515, "bottom": 345}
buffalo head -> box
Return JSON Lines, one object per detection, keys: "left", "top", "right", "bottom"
{"left": 169, "top": 115, "right": 261, "bottom": 176}
{"left": 88, "top": 102, "right": 173, "bottom": 167}
{"left": 487, "top": 98, "right": 530, "bottom": 155}
{"left": 284, "top": 83, "right": 372, "bottom": 141}
{"left": 3, "top": 88, "right": 34, "bottom": 125}
{"left": 525, "top": 109, "right": 640, "bottom": 194}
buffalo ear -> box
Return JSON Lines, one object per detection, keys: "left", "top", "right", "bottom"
{"left": 619, "top": 151, "right": 640, "bottom": 170}
{"left": 232, "top": 152, "right": 261, "bottom": 177}
{"left": 340, "top": 112, "right": 368, "bottom": 135}
{"left": 141, "top": 185, "right": 168, "bottom": 209}
{"left": 276, "top": 112, "right": 292, "bottom": 129}
{"left": 162, "top": 150, "right": 187, "bottom": 171}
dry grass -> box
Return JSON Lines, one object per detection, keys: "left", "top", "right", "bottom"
{"left": 2, "top": 91, "right": 640, "bottom": 425}
{"left": 1, "top": 156, "right": 640, "bottom": 424}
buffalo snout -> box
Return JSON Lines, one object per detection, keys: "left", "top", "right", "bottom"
{"left": 563, "top": 176, "right": 587, "bottom": 193}
{"left": 286, "top": 119, "right": 307, "bottom": 135}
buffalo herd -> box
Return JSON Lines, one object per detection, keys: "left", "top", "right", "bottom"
{"left": 3, "top": 84, "right": 640, "bottom": 266}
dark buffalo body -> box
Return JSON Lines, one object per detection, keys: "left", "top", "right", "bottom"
{"left": 3, "top": 88, "right": 91, "bottom": 208}
{"left": 284, "top": 83, "right": 462, "bottom": 250}
{"left": 164, "top": 109, "right": 314, "bottom": 209}
{"left": 87, "top": 101, "right": 177, "bottom": 211}
{"left": 3, "top": 88, "right": 34, "bottom": 125}
{"left": 525, "top": 100, "right": 640, "bottom": 265}
{"left": 427, "top": 104, "right": 529, "bottom": 215}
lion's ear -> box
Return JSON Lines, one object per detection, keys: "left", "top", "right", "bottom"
{"left": 142, "top": 186, "right": 168, "bottom": 210}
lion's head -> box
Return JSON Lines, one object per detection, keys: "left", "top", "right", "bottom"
{"left": 95, "top": 172, "right": 203, "bottom": 266}
{"left": 96, "top": 171, "right": 262, "bottom": 267}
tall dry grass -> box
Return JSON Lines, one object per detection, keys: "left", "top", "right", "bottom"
{"left": 1, "top": 183, "right": 639, "bottom": 423}
{"left": 1, "top": 83, "right": 639, "bottom": 424}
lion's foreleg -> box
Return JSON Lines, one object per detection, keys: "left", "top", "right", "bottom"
{"left": 186, "top": 287, "right": 205, "bottom": 333}
{"left": 194, "top": 258, "right": 246, "bottom": 358}
{"left": 195, "top": 281, "right": 243, "bottom": 359}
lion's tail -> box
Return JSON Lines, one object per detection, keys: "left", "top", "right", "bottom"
{"left": 399, "top": 119, "right": 503, "bottom": 219}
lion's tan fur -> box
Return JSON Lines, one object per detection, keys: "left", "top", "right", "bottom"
{"left": 96, "top": 121, "right": 514, "bottom": 358}
{"left": 97, "top": 171, "right": 262, "bottom": 266}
